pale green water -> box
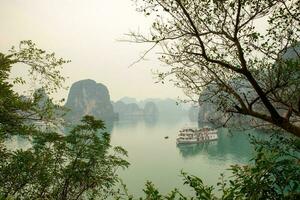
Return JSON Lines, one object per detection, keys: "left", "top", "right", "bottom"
{"left": 6, "top": 117, "right": 268, "bottom": 197}
{"left": 110, "top": 117, "right": 266, "bottom": 197}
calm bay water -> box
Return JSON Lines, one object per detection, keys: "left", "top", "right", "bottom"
{"left": 110, "top": 117, "right": 266, "bottom": 197}
{"left": 6, "top": 117, "right": 267, "bottom": 197}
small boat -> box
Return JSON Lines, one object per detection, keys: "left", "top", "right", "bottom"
{"left": 176, "top": 126, "right": 218, "bottom": 144}
{"left": 164, "top": 136, "right": 169, "bottom": 139}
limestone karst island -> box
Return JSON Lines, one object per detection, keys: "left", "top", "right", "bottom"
{"left": 0, "top": 0, "right": 299, "bottom": 199}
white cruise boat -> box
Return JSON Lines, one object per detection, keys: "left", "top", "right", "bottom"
{"left": 176, "top": 126, "right": 218, "bottom": 144}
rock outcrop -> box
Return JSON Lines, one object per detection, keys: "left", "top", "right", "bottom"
{"left": 64, "top": 79, "right": 117, "bottom": 123}
{"left": 188, "top": 106, "right": 199, "bottom": 122}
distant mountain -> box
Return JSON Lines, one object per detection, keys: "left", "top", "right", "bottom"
{"left": 64, "top": 79, "right": 117, "bottom": 123}
{"left": 112, "top": 100, "right": 160, "bottom": 120}
{"left": 119, "top": 97, "right": 138, "bottom": 104}
{"left": 142, "top": 98, "right": 186, "bottom": 118}
{"left": 117, "top": 97, "right": 187, "bottom": 119}
{"left": 112, "top": 101, "right": 143, "bottom": 119}
{"left": 144, "top": 102, "right": 159, "bottom": 116}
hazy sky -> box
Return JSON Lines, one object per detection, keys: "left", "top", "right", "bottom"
{"left": 0, "top": 0, "right": 185, "bottom": 101}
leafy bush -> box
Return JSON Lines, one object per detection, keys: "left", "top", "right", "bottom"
{"left": 0, "top": 41, "right": 129, "bottom": 200}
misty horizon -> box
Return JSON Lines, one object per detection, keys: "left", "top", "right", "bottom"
{"left": 0, "top": 0, "right": 186, "bottom": 101}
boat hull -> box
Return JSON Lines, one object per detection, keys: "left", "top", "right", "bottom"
{"left": 176, "top": 137, "right": 218, "bottom": 145}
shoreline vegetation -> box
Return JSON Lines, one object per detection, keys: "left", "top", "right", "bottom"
{"left": 0, "top": 42, "right": 299, "bottom": 199}
{"left": 1, "top": 0, "right": 300, "bottom": 198}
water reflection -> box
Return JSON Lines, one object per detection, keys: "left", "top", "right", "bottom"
{"left": 177, "top": 141, "right": 217, "bottom": 158}
{"left": 110, "top": 117, "right": 271, "bottom": 197}
{"left": 176, "top": 128, "right": 260, "bottom": 163}
{"left": 144, "top": 115, "right": 158, "bottom": 126}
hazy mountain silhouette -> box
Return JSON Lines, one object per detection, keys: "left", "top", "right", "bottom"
{"left": 64, "top": 79, "right": 117, "bottom": 123}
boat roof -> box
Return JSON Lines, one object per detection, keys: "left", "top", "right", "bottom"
{"left": 180, "top": 126, "right": 215, "bottom": 131}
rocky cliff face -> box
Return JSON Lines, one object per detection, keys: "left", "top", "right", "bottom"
{"left": 188, "top": 106, "right": 199, "bottom": 122}
{"left": 197, "top": 43, "right": 300, "bottom": 126}
{"left": 64, "top": 79, "right": 117, "bottom": 123}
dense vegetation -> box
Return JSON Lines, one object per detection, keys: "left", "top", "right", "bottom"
{"left": 0, "top": 40, "right": 299, "bottom": 199}
{"left": 128, "top": 0, "right": 300, "bottom": 197}
{"left": 1, "top": 0, "right": 300, "bottom": 197}
{"left": 0, "top": 41, "right": 129, "bottom": 199}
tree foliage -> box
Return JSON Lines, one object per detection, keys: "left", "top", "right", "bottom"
{"left": 130, "top": 0, "right": 300, "bottom": 136}
{"left": 0, "top": 41, "right": 129, "bottom": 199}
